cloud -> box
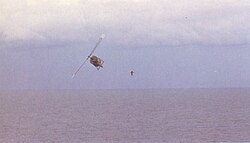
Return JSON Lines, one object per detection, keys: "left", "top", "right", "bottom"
{"left": 1, "top": 0, "right": 250, "bottom": 89}
{"left": 0, "top": 0, "right": 249, "bottom": 47}
{"left": 0, "top": 20, "right": 46, "bottom": 43}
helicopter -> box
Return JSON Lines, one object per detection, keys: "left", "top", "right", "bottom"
{"left": 89, "top": 55, "right": 104, "bottom": 70}
{"left": 72, "top": 34, "right": 105, "bottom": 78}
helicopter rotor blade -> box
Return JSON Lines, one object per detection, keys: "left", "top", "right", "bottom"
{"left": 88, "top": 34, "right": 105, "bottom": 58}
{"left": 71, "top": 57, "right": 89, "bottom": 78}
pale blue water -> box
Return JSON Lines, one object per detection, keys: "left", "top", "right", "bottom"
{"left": 1, "top": 89, "right": 250, "bottom": 143}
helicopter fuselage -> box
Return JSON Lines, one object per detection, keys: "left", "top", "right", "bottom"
{"left": 90, "top": 55, "right": 104, "bottom": 70}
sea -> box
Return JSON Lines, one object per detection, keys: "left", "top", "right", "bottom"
{"left": 0, "top": 89, "right": 250, "bottom": 143}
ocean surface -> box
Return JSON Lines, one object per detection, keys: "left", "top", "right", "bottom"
{"left": 0, "top": 89, "right": 250, "bottom": 143}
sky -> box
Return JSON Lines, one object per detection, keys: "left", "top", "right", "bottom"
{"left": 0, "top": 0, "right": 250, "bottom": 89}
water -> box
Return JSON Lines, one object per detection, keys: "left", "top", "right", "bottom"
{"left": 1, "top": 89, "right": 250, "bottom": 143}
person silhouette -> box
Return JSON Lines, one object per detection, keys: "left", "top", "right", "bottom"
{"left": 130, "top": 71, "right": 134, "bottom": 76}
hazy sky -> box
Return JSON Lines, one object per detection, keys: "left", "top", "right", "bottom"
{"left": 0, "top": 0, "right": 250, "bottom": 89}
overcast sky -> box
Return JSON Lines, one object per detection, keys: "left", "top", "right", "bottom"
{"left": 0, "top": 0, "right": 250, "bottom": 89}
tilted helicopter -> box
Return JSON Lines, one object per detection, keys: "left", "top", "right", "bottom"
{"left": 89, "top": 55, "right": 104, "bottom": 70}
{"left": 72, "top": 34, "right": 105, "bottom": 78}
